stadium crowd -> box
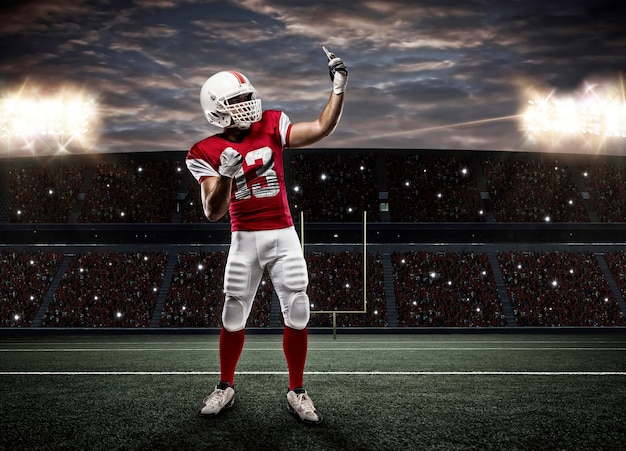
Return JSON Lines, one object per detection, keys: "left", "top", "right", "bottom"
{"left": 41, "top": 252, "right": 167, "bottom": 327}
{"left": 287, "top": 153, "right": 380, "bottom": 222}
{"left": 180, "top": 178, "right": 230, "bottom": 224}
{"left": 5, "top": 152, "right": 626, "bottom": 224}
{"left": 386, "top": 154, "right": 485, "bottom": 222}
{"left": 78, "top": 160, "right": 182, "bottom": 223}
{"left": 498, "top": 251, "right": 624, "bottom": 326}
{"left": 580, "top": 163, "right": 626, "bottom": 222}
{"left": 482, "top": 158, "right": 590, "bottom": 222}
{"left": 594, "top": 251, "right": 626, "bottom": 320}
{"left": 8, "top": 164, "right": 86, "bottom": 223}
{"left": 306, "top": 251, "right": 387, "bottom": 327}
{"left": 1, "top": 249, "right": 625, "bottom": 328}
{"left": 392, "top": 251, "right": 505, "bottom": 327}
{"left": 3, "top": 152, "right": 626, "bottom": 329}
{"left": 160, "top": 252, "right": 226, "bottom": 327}
{"left": 0, "top": 251, "right": 63, "bottom": 327}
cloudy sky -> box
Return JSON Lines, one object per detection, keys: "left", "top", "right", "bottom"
{"left": 1, "top": 0, "right": 625, "bottom": 157}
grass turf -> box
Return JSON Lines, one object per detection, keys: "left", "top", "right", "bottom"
{"left": 0, "top": 333, "right": 625, "bottom": 450}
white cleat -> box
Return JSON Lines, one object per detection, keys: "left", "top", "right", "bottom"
{"left": 287, "top": 388, "right": 323, "bottom": 424}
{"left": 198, "top": 383, "right": 235, "bottom": 416}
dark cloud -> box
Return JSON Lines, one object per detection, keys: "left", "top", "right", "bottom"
{"left": 0, "top": 0, "right": 625, "bottom": 156}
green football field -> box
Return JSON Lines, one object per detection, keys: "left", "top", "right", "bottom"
{"left": 1, "top": 332, "right": 625, "bottom": 450}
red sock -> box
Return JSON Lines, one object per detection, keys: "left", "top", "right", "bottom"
{"left": 283, "top": 326, "right": 308, "bottom": 390}
{"left": 219, "top": 327, "right": 245, "bottom": 386}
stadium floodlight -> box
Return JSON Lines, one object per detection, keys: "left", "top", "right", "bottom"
{"left": 0, "top": 86, "right": 99, "bottom": 155}
{"left": 524, "top": 96, "right": 616, "bottom": 136}
{"left": 521, "top": 77, "right": 626, "bottom": 148}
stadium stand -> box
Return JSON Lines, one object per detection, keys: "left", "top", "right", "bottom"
{"left": 41, "top": 252, "right": 168, "bottom": 327}
{"left": 180, "top": 177, "right": 230, "bottom": 224}
{"left": 482, "top": 157, "right": 590, "bottom": 222}
{"left": 306, "top": 251, "right": 387, "bottom": 327}
{"left": 8, "top": 164, "right": 86, "bottom": 223}
{"left": 579, "top": 163, "right": 626, "bottom": 222}
{"left": 0, "top": 251, "right": 63, "bottom": 326}
{"left": 1, "top": 150, "right": 626, "bottom": 329}
{"left": 180, "top": 177, "right": 204, "bottom": 224}
{"left": 498, "top": 251, "right": 624, "bottom": 326}
{"left": 601, "top": 251, "right": 626, "bottom": 308}
{"left": 392, "top": 251, "right": 505, "bottom": 327}
{"left": 287, "top": 153, "right": 380, "bottom": 222}
{"left": 386, "top": 154, "right": 485, "bottom": 222}
{"left": 77, "top": 160, "right": 182, "bottom": 223}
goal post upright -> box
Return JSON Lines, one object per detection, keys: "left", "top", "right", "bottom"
{"left": 303, "top": 210, "right": 369, "bottom": 339}
{"left": 363, "top": 210, "right": 367, "bottom": 315}
{"left": 300, "top": 210, "right": 305, "bottom": 253}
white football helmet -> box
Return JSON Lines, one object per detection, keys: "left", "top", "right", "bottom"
{"left": 200, "top": 71, "right": 262, "bottom": 129}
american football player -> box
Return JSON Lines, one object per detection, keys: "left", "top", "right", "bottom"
{"left": 186, "top": 47, "right": 347, "bottom": 424}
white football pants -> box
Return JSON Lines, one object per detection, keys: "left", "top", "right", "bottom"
{"left": 221, "top": 226, "right": 310, "bottom": 331}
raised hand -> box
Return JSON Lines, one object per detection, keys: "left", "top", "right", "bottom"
{"left": 323, "top": 47, "right": 348, "bottom": 94}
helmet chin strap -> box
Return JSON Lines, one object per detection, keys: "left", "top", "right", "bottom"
{"left": 225, "top": 121, "right": 251, "bottom": 130}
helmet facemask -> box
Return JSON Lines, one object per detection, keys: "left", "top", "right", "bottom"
{"left": 220, "top": 94, "right": 262, "bottom": 129}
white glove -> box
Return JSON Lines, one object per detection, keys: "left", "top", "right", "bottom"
{"left": 218, "top": 147, "right": 243, "bottom": 178}
{"left": 324, "top": 47, "right": 348, "bottom": 94}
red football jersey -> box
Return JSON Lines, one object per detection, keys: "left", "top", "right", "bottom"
{"left": 186, "top": 110, "right": 294, "bottom": 231}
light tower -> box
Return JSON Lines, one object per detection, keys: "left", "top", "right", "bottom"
{"left": 0, "top": 86, "right": 99, "bottom": 158}
{"left": 521, "top": 77, "right": 626, "bottom": 154}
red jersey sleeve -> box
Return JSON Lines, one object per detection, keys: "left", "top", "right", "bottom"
{"left": 186, "top": 142, "right": 220, "bottom": 184}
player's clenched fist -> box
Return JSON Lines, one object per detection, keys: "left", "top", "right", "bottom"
{"left": 218, "top": 147, "right": 243, "bottom": 178}
{"left": 324, "top": 47, "right": 348, "bottom": 95}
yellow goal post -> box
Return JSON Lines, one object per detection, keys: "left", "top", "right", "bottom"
{"left": 301, "top": 210, "right": 368, "bottom": 339}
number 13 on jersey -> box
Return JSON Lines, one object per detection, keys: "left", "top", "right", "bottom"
{"left": 233, "top": 147, "right": 280, "bottom": 200}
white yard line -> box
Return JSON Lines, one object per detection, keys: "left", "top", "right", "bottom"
{"left": 1, "top": 347, "right": 625, "bottom": 352}
{"left": 1, "top": 371, "right": 625, "bottom": 376}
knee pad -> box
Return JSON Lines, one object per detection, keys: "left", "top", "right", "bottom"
{"left": 222, "top": 296, "right": 247, "bottom": 332}
{"left": 284, "top": 291, "right": 310, "bottom": 330}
